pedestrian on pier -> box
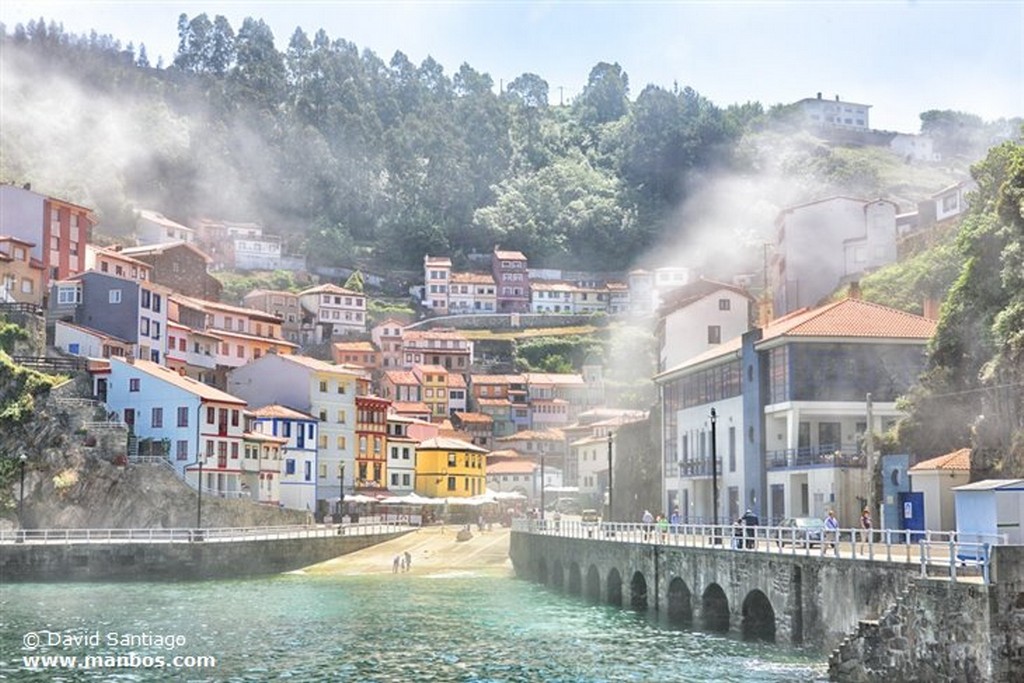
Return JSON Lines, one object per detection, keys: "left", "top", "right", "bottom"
{"left": 741, "top": 509, "right": 759, "bottom": 549}
{"left": 393, "top": 555, "right": 401, "bottom": 573}
{"left": 860, "top": 507, "right": 873, "bottom": 551}
{"left": 404, "top": 551, "right": 412, "bottom": 572}
{"left": 822, "top": 509, "right": 839, "bottom": 554}
{"left": 642, "top": 509, "right": 654, "bottom": 541}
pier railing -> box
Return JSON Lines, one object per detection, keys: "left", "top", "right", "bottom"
{"left": 511, "top": 519, "right": 1007, "bottom": 584}
{"left": 0, "top": 521, "right": 410, "bottom": 545}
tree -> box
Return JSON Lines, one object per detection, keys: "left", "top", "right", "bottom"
{"left": 507, "top": 72, "right": 549, "bottom": 109}
{"left": 344, "top": 270, "right": 365, "bottom": 293}
{"left": 899, "top": 140, "right": 1024, "bottom": 472}
{"left": 574, "top": 62, "right": 629, "bottom": 126}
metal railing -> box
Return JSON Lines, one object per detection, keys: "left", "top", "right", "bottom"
{"left": 511, "top": 519, "right": 1007, "bottom": 584}
{"left": 0, "top": 521, "right": 410, "bottom": 545}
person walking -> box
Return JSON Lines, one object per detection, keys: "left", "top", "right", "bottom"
{"left": 860, "top": 507, "right": 873, "bottom": 552}
{"left": 822, "top": 509, "right": 839, "bottom": 554}
{"left": 404, "top": 551, "right": 412, "bottom": 572}
{"left": 642, "top": 509, "right": 654, "bottom": 541}
{"left": 741, "top": 508, "right": 759, "bottom": 549}
{"left": 393, "top": 555, "right": 401, "bottom": 573}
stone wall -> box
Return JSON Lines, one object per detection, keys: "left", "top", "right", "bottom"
{"left": 2, "top": 529, "right": 408, "bottom": 581}
{"left": 828, "top": 546, "right": 1024, "bottom": 682}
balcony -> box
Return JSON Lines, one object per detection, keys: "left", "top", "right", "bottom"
{"left": 766, "top": 444, "right": 865, "bottom": 470}
{"left": 677, "top": 458, "right": 722, "bottom": 478}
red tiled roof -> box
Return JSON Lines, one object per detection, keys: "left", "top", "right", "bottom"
{"left": 471, "top": 374, "right": 526, "bottom": 385}
{"left": 403, "top": 329, "right": 470, "bottom": 342}
{"left": 391, "top": 401, "right": 431, "bottom": 413}
{"left": 450, "top": 272, "right": 495, "bottom": 285}
{"left": 524, "top": 372, "right": 585, "bottom": 386}
{"left": 910, "top": 448, "right": 971, "bottom": 472}
{"left": 487, "top": 459, "right": 538, "bottom": 475}
{"left": 453, "top": 411, "right": 493, "bottom": 424}
{"left": 333, "top": 341, "right": 376, "bottom": 352}
{"left": 281, "top": 354, "right": 364, "bottom": 376}
{"left": 447, "top": 373, "right": 467, "bottom": 388}
{"left": 759, "top": 298, "right": 937, "bottom": 342}
{"left": 384, "top": 370, "right": 419, "bottom": 385}
{"left": 497, "top": 428, "right": 565, "bottom": 442}
{"left": 300, "top": 283, "right": 363, "bottom": 297}
{"left": 114, "top": 358, "right": 245, "bottom": 405}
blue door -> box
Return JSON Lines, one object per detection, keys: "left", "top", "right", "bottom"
{"left": 898, "top": 491, "right": 925, "bottom": 541}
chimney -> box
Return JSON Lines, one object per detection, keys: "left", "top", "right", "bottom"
{"left": 22, "top": 182, "right": 31, "bottom": 190}
{"left": 922, "top": 296, "right": 941, "bottom": 320}
{"left": 817, "top": 92, "right": 822, "bottom": 100}
{"left": 848, "top": 281, "right": 861, "bottom": 299}
{"left": 835, "top": 95, "right": 840, "bottom": 102}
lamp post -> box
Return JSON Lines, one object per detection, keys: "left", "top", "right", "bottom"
{"left": 607, "top": 432, "right": 614, "bottom": 522}
{"left": 540, "top": 451, "right": 546, "bottom": 521}
{"left": 338, "top": 461, "right": 346, "bottom": 519}
{"left": 18, "top": 453, "right": 28, "bottom": 528}
{"left": 196, "top": 457, "right": 203, "bottom": 530}
{"left": 710, "top": 408, "right": 719, "bottom": 530}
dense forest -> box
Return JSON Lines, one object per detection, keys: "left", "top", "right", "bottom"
{"left": 1, "top": 14, "right": 1014, "bottom": 278}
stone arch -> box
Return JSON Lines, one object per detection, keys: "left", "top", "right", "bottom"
{"left": 536, "top": 557, "right": 548, "bottom": 585}
{"left": 585, "top": 565, "right": 601, "bottom": 601}
{"left": 551, "top": 560, "right": 564, "bottom": 591}
{"left": 741, "top": 589, "right": 776, "bottom": 642}
{"left": 630, "top": 570, "right": 648, "bottom": 611}
{"left": 606, "top": 567, "right": 623, "bottom": 607}
{"left": 701, "top": 583, "right": 730, "bottom": 633}
{"left": 567, "top": 562, "right": 582, "bottom": 596}
{"left": 667, "top": 577, "right": 693, "bottom": 626}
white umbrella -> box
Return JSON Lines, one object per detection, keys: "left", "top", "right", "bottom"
{"left": 345, "top": 494, "right": 379, "bottom": 504}
{"left": 493, "top": 490, "right": 526, "bottom": 501}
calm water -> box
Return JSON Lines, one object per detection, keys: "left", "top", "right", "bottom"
{"left": 1, "top": 571, "right": 827, "bottom": 682}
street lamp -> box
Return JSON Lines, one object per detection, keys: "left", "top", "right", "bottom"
{"left": 18, "top": 453, "right": 28, "bottom": 528}
{"left": 196, "top": 456, "right": 203, "bottom": 531}
{"left": 607, "top": 431, "right": 614, "bottom": 522}
{"left": 540, "top": 451, "right": 546, "bottom": 521}
{"left": 338, "top": 461, "right": 346, "bottom": 519}
{"left": 710, "top": 408, "right": 719, "bottom": 530}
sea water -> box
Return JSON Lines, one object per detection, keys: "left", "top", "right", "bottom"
{"left": 1, "top": 571, "right": 827, "bottom": 681}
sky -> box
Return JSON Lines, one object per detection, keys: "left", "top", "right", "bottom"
{"left": 2, "top": 0, "right": 1021, "bottom": 133}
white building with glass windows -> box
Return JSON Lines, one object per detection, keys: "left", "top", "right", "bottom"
{"left": 656, "top": 298, "right": 936, "bottom": 527}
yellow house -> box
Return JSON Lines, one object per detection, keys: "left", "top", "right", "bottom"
{"left": 415, "top": 437, "right": 488, "bottom": 498}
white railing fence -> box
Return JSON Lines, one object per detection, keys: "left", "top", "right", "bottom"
{"left": 511, "top": 519, "right": 1007, "bottom": 584}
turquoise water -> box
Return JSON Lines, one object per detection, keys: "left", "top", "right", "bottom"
{"left": 1, "top": 571, "right": 827, "bottom": 682}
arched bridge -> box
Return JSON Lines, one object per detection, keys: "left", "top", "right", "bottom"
{"left": 509, "top": 520, "right": 997, "bottom": 653}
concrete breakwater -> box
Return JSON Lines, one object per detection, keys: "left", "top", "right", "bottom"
{"left": 1, "top": 525, "right": 410, "bottom": 582}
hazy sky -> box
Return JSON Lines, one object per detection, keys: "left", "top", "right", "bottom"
{"left": 2, "top": 1, "right": 1021, "bottom": 132}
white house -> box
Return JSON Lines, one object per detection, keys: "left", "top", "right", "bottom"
{"left": 249, "top": 404, "right": 319, "bottom": 512}
{"left": 655, "top": 278, "right": 754, "bottom": 373}
{"left": 907, "top": 448, "right": 971, "bottom": 532}
{"left": 386, "top": 414, "right": 418, "bottom": 493}
{"left": 96, "top": 358, "right": 248, "bottom": 496}
{"left": 299, "top": 283, "right": 367, "bottom": 340}
{"left": 136, "top": 209, "right": 195, "bottom": 246}
{"left": 773, "top": 197, "right": 899, "bottom": 316}
{"left": 794, "top": 93, "right": 871, "bottom": 131}
{"left": 228, "top": 353, "right": 362, "bottom": 511}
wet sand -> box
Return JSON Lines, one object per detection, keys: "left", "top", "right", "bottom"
{"left": 302, "top": 525, "right": 513, "bottom": 577}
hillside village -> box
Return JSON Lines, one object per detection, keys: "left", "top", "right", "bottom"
{"left": 0, "top": 89, "right": 1000, "bottom": 532}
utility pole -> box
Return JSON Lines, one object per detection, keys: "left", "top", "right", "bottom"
{"left": 540, "top": 451, "right": 546, "bottom": 521}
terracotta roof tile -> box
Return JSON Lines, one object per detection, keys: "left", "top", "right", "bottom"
{"left": 910, "top": 448, "right": 972, "bottom": 472}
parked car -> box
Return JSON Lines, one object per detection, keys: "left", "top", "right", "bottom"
{"left": 546, "top": 498, "right": 582, "bottom": 515}
{"left": 775, "top": 517, "right": 825, "bottom": 547}
{"left": 581, "top": 509, "right": 600, "bottom": 525}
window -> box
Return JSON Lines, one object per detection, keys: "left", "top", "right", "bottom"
{"left": 707, "top": 325, "right": 721, "bottom": 344}
{"left": 718, "top": 298, "right": 731, "bottom": 311}
{"left": 177, "top": 407, "right": 189, "bottom": 428}
{"left": 337, "top": 436, "right": 346, "bottom": 450}
{"left": 109, "top": 289, "right": 122, "bottom": 304}
{"left": 320, "top": 380, "right": 328, "bottom": 392}
{"left": 123, "top": 408, "right": 135, "bottom": 426}
{"left": 176, "top": 440, "right": 188, "bottom": 461}
{"left": 205, "top": 440, "right": 214, "bottom": 457}
{"left": 337, "top": 411, "right": 345, "bottom": 424}
{"left": 151, "top": 407, "right": 163, "bottom": 428}
{"left": 448, "top": 453, "right": 457, "bottom": 467}
{"left": 402, "top": 474, "right": 411, "bottom": 486}
{"left": 318, "top": 434, "right": 328, "bottom": 449}
{"left": 304, "top": 461, "right": 312, "bottom": 481}
{"left": 20, "top": 278, "right": 33, "bottom": 294}
{"left": 129, "top": 378, "right": 140, "bottom": 392}
{"left": 140, "top": 318, "right": 150, "bottom": 336}
{"left": 337, "top": 382, "right": 346, "bottom": 394}
{"left": 141, "top": 289, "right": 151, "bottom": 309}
{"left": 447, "top": 476, "right": 456, "bottom": 491}
{"left": 207, "top": 407, "right": 216, "bottom": 424}
{"left": 319, "top": 409, "right": 327, "bottom": 421}
{"left": 231, "top": 442, "right": 239, "bottom": 459}
{"left": 231, "top": 410, "right": 239, "bottom": 427}
{"left": 57, "top": 286, "right": 79, "bottom": 305}
{"left": 285, "top": 459, "right": 296, "bottom": 475}
{"left": 391, "top": 473, "right": 400, "bottom": 486}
